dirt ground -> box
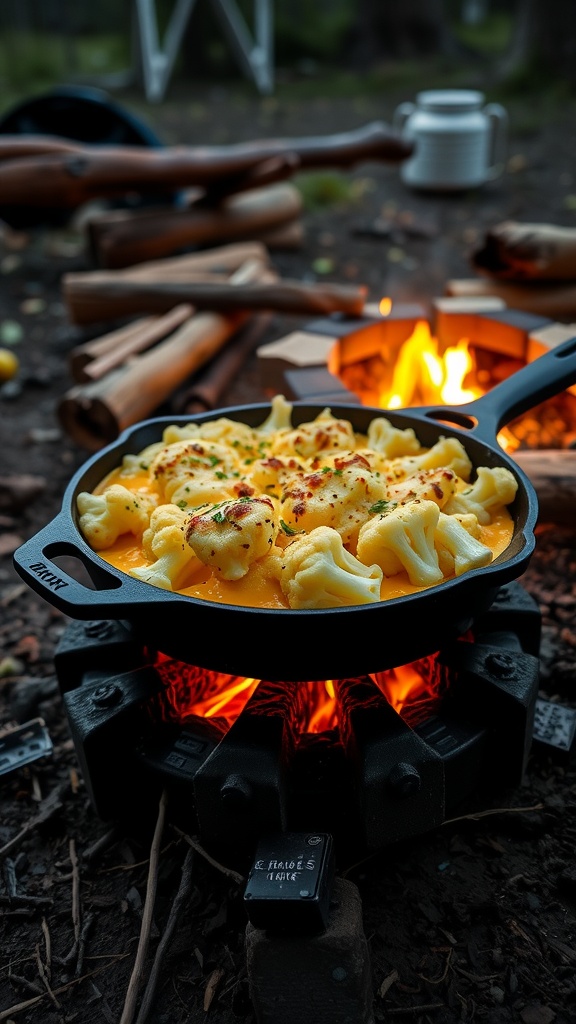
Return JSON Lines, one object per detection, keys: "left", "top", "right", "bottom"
{"left": 1, "top": 81, "right": 576, "bottom": 1023}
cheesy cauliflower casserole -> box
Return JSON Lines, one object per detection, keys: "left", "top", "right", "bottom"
{"left": 76, "top": 395, "right": 518, "bottom": 610}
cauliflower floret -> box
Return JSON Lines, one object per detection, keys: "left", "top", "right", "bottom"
{"left": 130, "top": 504, "right": 199, "bottom": 591}
{"left": 443, "top": 466, "right": 518, "bottom": 524}
{"left": 280, "top": 452, "right": 388, "bottom": 549}
{"left": 387, "top": 467, "right": 459, "bottom": 509}
{"left": 391, "top": 436, "right": 473, "bottom": 483}
{"left": 197, "top": 416, "right": 263, "bottom": 460}
{"left": 249, "top": 455, "right": 307, "bottom": 498}
{"left": 271, "top": 407, "right": 357, "bottom": 460}
{"left": 150, "top": 438, "right": 241, "bottom": 507}
{"left": 185, "top": 495, "right": 279, "bottom": 580}
{"left": 435, "top": 511, "right": 493, "bottom": 577}
{"left": 162, "top": 423, "right": 201, "bottom": 444}
{"left": 276, "top": 525, "right": 383, "bottom": 609}
{"left": 119, "top": 442, "right": 165, "bottom": 477}
{"left": 366, "top": 416, "right": 421, "bottom": 458}
{"left": 257, "top": 393, "right": 294, "bottom": 434}
{"left": 356, "top": 499, "right": 444, "bottom": 587}
{"left": 77, "top": 485, "right": 152, "bottom": 550}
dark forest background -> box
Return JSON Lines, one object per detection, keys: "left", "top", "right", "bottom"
{"left": 0, "top": 0, "right": 575, "bottom": 110}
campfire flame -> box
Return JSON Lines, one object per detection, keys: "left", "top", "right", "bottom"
{"left": 152, "top": 652, "right": 447, "bottom": 736}
{"left": 342, "top": 307, "right": 521, "bottom": 450}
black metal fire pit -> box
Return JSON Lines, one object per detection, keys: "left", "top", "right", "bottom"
{"left": 53, "top": 580, "right": 542, "bottom": 868}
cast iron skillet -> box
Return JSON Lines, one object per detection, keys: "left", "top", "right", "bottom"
{"left": 13, "top": 336, "right": 576, "bottom": 681}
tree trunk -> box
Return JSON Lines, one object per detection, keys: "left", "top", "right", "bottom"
{"left": 499, "top": 0, "right": 576, "bottom": 85}
{"left": 345, "top": 0, "right": 464, "bottom": 67}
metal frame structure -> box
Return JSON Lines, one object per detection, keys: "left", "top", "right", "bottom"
{"left": 134, "top": 0, "right": 274, "bottom": 101}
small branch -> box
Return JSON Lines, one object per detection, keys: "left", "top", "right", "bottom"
{"left": 442, "top": 803, "right": 544, "bottom": 826}
{"left": 134, "top": 847, "right": 195, "bottom": 1024}
{"left": 172, "top": 827, "right": 245, "bottom": 886}
{"left": 119, "top": 789, "right": 168, "bottom": 1024}
{"left": 0, "top": 964, "right": 113, "bottom": 1022}
{"left": 0, "top": 781, "right": 69, "bottom": 861}
{"left": 70, "top": 838, "right": 81, "bottom": 950}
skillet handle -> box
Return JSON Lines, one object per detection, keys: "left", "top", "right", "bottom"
{"left": 12, "top": 513, "right": 171, "bottom": 617}
{"left": 419, "top": 335, "right": 576, "bottom": 444}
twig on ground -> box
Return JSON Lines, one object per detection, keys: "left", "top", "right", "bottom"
{"left": 83, "top": 825, "right": 120, "bottom": 864}
{"left": 0, "top": 780, "right": 69, "bottom": 861}
{"left": 134, "top": 846, "right": 195, "bottom": 1024}
{"left": 35, "top": 941, "right": 60, "bottom": 1009}
{"left": 119, "top": 788, "right": 168, "bottom": 1024}
{"left": 385, "top": 1004, "right": 445, "bottom": 1016}
{"left": 70, "top": 838, "right": 81, "bottom": 949}
{"left": 59, "top": 837, "right": 82, "bottom": 968}
{"left": 172, "top": 827, "right": 245, "bottom": 886}
{"left": 0, "top": 964, "right": 113, "bottom": 1022}
{"left": 442, "top": 803, "right": 544, "bottom": 825}
{"left": 76, "top": 911, "right": 95, "bottom": 977}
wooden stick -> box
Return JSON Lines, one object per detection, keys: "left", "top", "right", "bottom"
{"left": 115, "top": 240, "right": 271, "bottom": 280}
{"left": 445, "top": 278, "right": 576, "bottom": 318}
{"left": 174, "top": 312, "right": 273, "bottom": 414}
{"left": 63, "top": 273, "right": 367, "bottom": 325}
{"left": 119, "top": 789, "right": 167, "bottom": 1024}
{"left": 68, "top": 243, "right": 272, "bottom": 379}
{"left": 58, "top": 309, "right": 249, "bottom": 449}
{"left": 71, "top": 305, "right": 193, "bottom": 382}
{"left": 134, "top": 847, "right": 195, "bottom": 1024}
{"left": 58, "top": 261, "right": 265, "bottom": 449}
{"left": 69, "top": 317, "right": 158, "bottom": 379}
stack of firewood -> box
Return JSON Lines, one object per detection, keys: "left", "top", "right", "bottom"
{"left": 0, "top": 123, "right": 415, "bottom": 447}
{"left": 57, "top": 240, "right": 368, "bottom": 451}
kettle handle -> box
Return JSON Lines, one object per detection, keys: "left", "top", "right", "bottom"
{"left": 484, "top": 102, "right": 508, "bottom": 181}
{"left": 392, "top": 101, "right": 415, "bottom": 133}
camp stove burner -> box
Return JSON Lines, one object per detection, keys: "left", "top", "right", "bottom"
{"left": 54, "top": 581, "right": 542, "bottom": 865}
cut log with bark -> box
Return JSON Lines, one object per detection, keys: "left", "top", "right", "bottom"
{"left": 0, "top": 121, "right": 414, "bottom": 209}
{"left": 86, "top": 183, "right": 303, "bottom": 268}
{"left": 58, "top": 309, "right": 251, "bottom": 450}
{"left": 58, "top": 259, "right": 267, "bottom": 449}
{"left": 471, "top": 222, "right": 576, "bottom": 281}
{"left": 63, "top": 272, "right": 368, "bottom": 325}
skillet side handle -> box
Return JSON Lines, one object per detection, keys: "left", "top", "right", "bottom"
{"left": 12, "top": 512, "right": 132, "bottom": 614}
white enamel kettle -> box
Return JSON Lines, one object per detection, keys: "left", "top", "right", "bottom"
{"left": 393, "top": 89, "right": 508, "bottom": 191}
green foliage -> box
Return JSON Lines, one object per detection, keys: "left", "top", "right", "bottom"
{"left": 274, "top": 0, "right": 353, "bottom": 62}
{"left": 294, "top": 171, "right": 358, "bottom": 211}
{"left": 452, "top": 12, "right": 514, "bottom": 55}
{"left": 0, "top": 30, "right": 130, "bottom": 108}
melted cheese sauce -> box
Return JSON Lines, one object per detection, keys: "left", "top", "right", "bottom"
{"left": 95, "top": 461, "right": 515, "bottom": 609}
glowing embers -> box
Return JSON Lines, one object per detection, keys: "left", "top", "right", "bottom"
{"left": 152, "top": 647, "right": 451, "bottom": 736}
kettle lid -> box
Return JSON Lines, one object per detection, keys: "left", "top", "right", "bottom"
{"left": 416, "top": 89, "right": 485, "bottom": 113}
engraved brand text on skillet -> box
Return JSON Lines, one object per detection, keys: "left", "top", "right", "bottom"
{"left": 29, "top": 562, "right": 69, "bottom": 590}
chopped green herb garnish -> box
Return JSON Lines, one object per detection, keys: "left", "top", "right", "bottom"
{"left": 280, "top": 520, "right": 298, "bottom": 536}
{"left": 368, "top": 500, "right": 391, "bottom": 515}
